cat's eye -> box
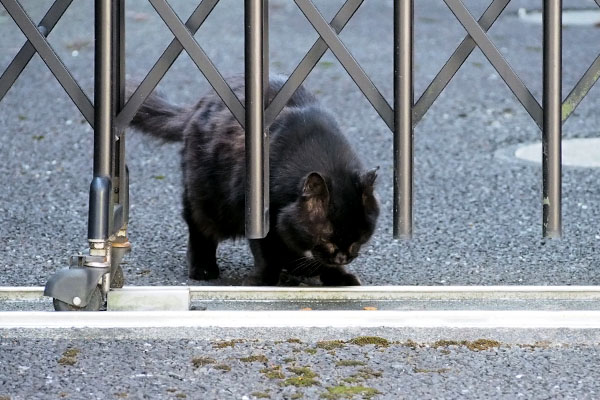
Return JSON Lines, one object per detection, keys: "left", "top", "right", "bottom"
{"left": 349, "top": 243, "right": 360, "bottom": 255}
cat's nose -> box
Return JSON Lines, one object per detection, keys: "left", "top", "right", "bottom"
{"left": 334, "top": 253, "right": 348, "bottom": 265}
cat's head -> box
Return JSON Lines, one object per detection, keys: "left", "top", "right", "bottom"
{"left": 277, "top": 168, "right": 379, "bottom": 267}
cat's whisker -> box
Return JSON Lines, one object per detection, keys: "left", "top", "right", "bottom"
{"left": 289, "top": 257, "right": 311, "bottom": 274}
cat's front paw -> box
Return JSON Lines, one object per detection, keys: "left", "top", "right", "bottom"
{"left": 188, "top": 263, "right": 220, "bottom": 280}
{"left": 320, "top": 268, "right": 361, "bottom": 286}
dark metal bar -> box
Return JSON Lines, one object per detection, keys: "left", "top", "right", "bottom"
{"left": 413, "top": 0, "right": 509, "bottom": 126}
{"left": 394, "top": 0, "right": 413, "bottom": 239}
{"left": 562, "top": 53, "right": 600, "bottom": 122}
{"left": 245, "top": 0, "right": 269, "bottom": 238}
{"left": 0, "top": 0, "right": 72, "bottom": 102}
{"left": 94, "top": 0, "right": 113, "bottom": 179}
{"left": 89, "top": 0, "right": 116, "bottom": 241}
{"left": 114, "top": 0, "right": 127, "bottom": 230}
{"left": 265, "top": 0, "right": 363, "bottom": 127}
{"left": 542, "top": 0, "right": 562, "bottom": 238}
{"left": 1, "top": 0, "right": 94, "bottom": 126}
{"left": 263, "top": 0, "right": 269, "bottom": 98}
{"left": 443, "top": 0, "right": 543, "bottom": 130}
{"left": 116, "top": 0, "right": 219, "bottom": 128}
{"left": 294, "top": 0, "right": 393, "bottom": 130}
{"left": 148, "top": 0, "right": 245, "bottom": 127}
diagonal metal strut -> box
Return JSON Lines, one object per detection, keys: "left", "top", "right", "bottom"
{"left": 0, "top": 0, "right": 73, "bottom": 102}
{"left": 265, "top": 0, "right": 363, "bottom": 127}
{"left": 1, "top": 0, "right": 94, "bottom": 126}
{"left": 561, "top": 0, "right": 600, "bottom": 122}
{"left": 116, "top": 0, "right": 220, "bottom": 128}
{"left": 443, "top": 0, "right": 543, "bottom": 130}
{"left": 147, "top": 0, "right": 245, "bottom": 127}
{"left": 294, "top": 0, "right": 393, "bottom": 130}
{"left": 413, "top": 0, "right": 510, "bottom": 126}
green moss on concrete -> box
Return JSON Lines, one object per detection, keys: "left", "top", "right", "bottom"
{"left": 348, "top": 337, "right": 389, "bottom": 348}
{"left": 192, "top": 357, "right": 216, "bottom": 367}
{"left": 316, "top": 340, "right": 345, "bottom": 350}
{"left": 321, "top": 385, "right": 381, "bottom": 399}
{"left": 240, "top": 355, "right": 268, "bottom": 363}
{"left": 260, "top": 366, "right": 285, "bottom": 379}
{"left": 213, "top": 339, "right": 244, "bottom": 349}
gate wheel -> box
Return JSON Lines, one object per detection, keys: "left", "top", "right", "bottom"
{"left": 52, "top": 286, "right": 103, "bottom": 311}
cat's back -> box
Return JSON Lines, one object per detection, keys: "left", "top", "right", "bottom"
{"left": 270, "top": 105, "right": 362, "bottom": 184}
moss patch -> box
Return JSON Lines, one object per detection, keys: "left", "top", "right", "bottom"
{"left": 431, "top": 339, "right": 500, "bottom": 351}
{"left": 348, "top": 337, "right": 389, "bottom": 348}
{"left": 335, "top": 360, "right": 366, "bottom": 367}
{"left": 261, "top": 366, "right": 285, "bottom": 379}
{"left": 281, "top": 376, "right": 319, "bottom": 387}
{"left": 342, "top": 368, "right": 383, "bottom": 384}
{"left": 467, "top": 339, "right": 500, "bottom": 351}
{"left": 286, "top": 338, "right": 302, "bottom": 343}
{"left": 321, "top": 385, "right": 381, "bottom": 399}
{"left": 251, "top": 392, "right": 270, "bottom": 399}
{"left": 304, "top": 348, "right": 317, "bottom": 355}
{"left": 432, "top": 340, "right": 465, "bottom": 348}
{"left": 283, "top": 358, "right": 296, "bottom": 363}
{"left": 214, "top": 364, "right": 231, "bottom": 372}
{"left": 399, "top": 339, "right": 419, "bottom": 349}
{"left": 175, "top": 394, "right": 187, "bottom": 399}
{"left": 192, "top": 357, "right": 216, "bottom": 367}
{"left": 287, "top": 366, "right": 318, "bottom": 378}
{"left": 213, "top": 339, "right": 244, "bottom": 349}
{"left": 290, "top": 393, "right": 304, "bottom": 399}
{"left": 114, "top": 393, "right": 128, "bottom": 398}
{"left": 317, "top": 340, "right": 345, "bottom": 350}
{"left": 58, "top": 348, "right": 80, "bottom": 366}
{"left": 240, "top": 354, "right": 268, "bottom": 363}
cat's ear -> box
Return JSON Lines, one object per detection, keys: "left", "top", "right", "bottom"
{"left": 302, "top": 172, "right": 329, "bottom": 201}
{"left": 361, "top": 167, "right": 379, "bottom": 193}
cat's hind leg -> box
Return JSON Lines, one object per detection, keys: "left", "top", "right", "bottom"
{"left": 183, "top": 197, "right": 220, "bottom": 280}
{"left": 319, "top": 266, "right": 361, "bottom": 286}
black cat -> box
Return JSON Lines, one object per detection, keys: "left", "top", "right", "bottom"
{"left": 130, "top": 76, "right": 379, "bottom": 285}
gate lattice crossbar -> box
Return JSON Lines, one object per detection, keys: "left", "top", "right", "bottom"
{"left": 0, "top": 0, "right": 94, "bottom": 125}
{"left": 2, "top": 0, "right": 600, "bottom": 241}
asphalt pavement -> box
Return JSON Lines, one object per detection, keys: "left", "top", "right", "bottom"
{"left": 2, "top": 0, "right": 600, "bottom": 398}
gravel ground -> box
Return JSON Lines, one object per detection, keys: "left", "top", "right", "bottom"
{"left": 2, "top": 0, "right": 600, "bottom": 398}
{"left": 1, "top": 0, "right": 600, "bottom": 287}
{"left": 1, "top": 332, "right": 600, "bottom": 400}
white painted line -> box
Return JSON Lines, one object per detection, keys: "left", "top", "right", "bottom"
{"left": 1, "top": 310, "right": 600, "bottom": 329}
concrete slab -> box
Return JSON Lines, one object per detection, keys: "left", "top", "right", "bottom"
{"left": 515, "top": 138, "right": 600, "bottom": 167}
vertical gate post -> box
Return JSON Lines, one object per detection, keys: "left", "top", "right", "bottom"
{"left": 89, "top": 0, "right": 116, "bottom": 242}
{"left": 114, "top": 0, "right": 128, "bottom": 230}
{"left": 245, "top": 0, "right": 269, "bottom": 239}
{"left": 542, "top": 0, "right": 562, "bottom": 238}
{"left": 394, "top": 0, "right": 414, "bottom": 239}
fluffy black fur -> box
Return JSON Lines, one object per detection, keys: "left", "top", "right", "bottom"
{"left": 130, "top": 77, "right": 379, "bottom": 285}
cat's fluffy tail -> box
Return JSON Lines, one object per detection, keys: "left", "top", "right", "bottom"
{"left": 129, "top": 88, "right": 187, "bottom": 142}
